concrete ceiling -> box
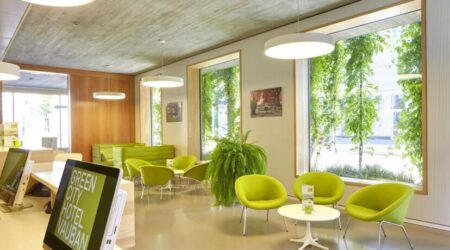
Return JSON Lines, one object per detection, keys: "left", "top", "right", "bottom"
{"left": 4, "top": 0, "right": 357, "bottom": 74}
{"left": 0, "top": 0, "right": 28, "bottom": 59}
{"left": 3, "top": 70, "right": 68, "bottom": 90}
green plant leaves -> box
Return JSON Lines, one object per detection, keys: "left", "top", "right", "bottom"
{"left": 206, "top": 130, "right": 266, "bottom": 206}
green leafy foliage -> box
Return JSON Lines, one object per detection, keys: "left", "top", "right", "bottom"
{"left": 344, "top": 33, "right": 385, "bottom": 170}
{"left": 314, "top": 164, "right": 415, "bottom": 184}
{"left": 207, "top": 130, "right": 266, "bottom": 206}
{"left": 395, "top": 22, "right": 423, "bottom": 175}
{"left": 201, "top": 65, "right": 240, "bottom": 158}
{"left": 310, "top": 41, "right": 346, "bottom": 165}
{"left": 151, "top": 88, "right": 162, "bottom": 145}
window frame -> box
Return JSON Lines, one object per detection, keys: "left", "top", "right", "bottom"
{"left": 294, "top": 0, "right": 428, "bottom": 194}
{"left": 186, "top": 51, "right": 242, "bottom": 160}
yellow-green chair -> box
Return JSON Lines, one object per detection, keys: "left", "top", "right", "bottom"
{"left": 124, "top": 159, "right": 152, "bottom": 182}
{"left": 172, "top": 155, "right": 197, "bottom": 171}
{"left": 343, "top": 183, "right": 414, "bottom": 249}
{"left": 140, "top": 165, "right": 174, "bottom": 200}
{"left": 293, "top": 172, "right": 345, "bottom": 228}
{"left": 235, "top": 174, "right": 288, "bottom": 236}
{"left": 183, "top": 162, "right": 209, "bottom": 192}
{"left": 183, "top": 162, "right": 208, "bottom": 182}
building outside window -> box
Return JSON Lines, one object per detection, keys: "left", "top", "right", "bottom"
{"left": 200, "top": 59, "right": 240, "bottom": 160}
{"left": 150, "top": 87, "right": 162, "bottom": 146}
{"left": 307, "top": 11, "right": 424, "bottom": 189}
{"left": 2, "top": 70, "right": 70, "bottom": 151}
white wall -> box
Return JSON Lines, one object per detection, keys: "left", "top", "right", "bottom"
{"left": 135, "top": 0, "right": 450, "bottom": 228}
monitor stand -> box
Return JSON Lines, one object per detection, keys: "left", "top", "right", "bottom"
{"left": 0, "top": 200, "right": 33, "bottom": 213}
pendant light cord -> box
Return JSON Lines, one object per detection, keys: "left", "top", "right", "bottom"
{"left": 159, "top": 39, "right": 166, "bottom": 76}
{"left": 296, "top": 0, "right": 300, "bottom": 33}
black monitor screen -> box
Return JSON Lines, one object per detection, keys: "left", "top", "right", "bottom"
{"left": 0, "top": 148, "right": 30, "bottom": 195}
{"left": 43, "top": 160, "right": 121, "bottom": 250}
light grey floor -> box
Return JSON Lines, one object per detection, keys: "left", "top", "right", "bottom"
{"left": 0, "top": 182, "right": 449, "bottom": 250}
{"left": 131, "top": 182, "right": 450, "bottom": 250}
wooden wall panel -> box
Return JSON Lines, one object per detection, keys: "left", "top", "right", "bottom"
{"left": 16, "top": 63, "right": 135, "bottom": 162}
{"left": 70, "top": 74, "right": 135, "bottom": 161}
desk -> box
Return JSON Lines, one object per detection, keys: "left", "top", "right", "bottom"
{"left": 31, "top": 162, "right": 135, "bottom": 249}
{"left": 278, "top": 204, "right": 340, "bottom": 250}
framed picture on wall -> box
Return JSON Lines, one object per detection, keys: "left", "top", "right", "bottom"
{"left": 166, "top": 101, "right": 182, "bottom": 122}
{"left": 250, "top": 87, "right": 282, "bottom": 117}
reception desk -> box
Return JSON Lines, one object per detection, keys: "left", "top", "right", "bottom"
{"left": 0, "top": 147, "right": 56, "bottom": 174}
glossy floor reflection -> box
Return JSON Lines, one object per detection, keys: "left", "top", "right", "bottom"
{"left": 130, "top": 183, "right": 450, "bottom": 250}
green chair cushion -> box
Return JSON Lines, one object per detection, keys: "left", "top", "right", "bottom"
{"left": 235, "top": 174, "right": 287, "bottom": 210}
{"left": 173, "top": 155, "right": 197, "bottom": 170}
{"left": 140, "top": 166, "right": 174, "bottom": 186}
{"left": 183, "top": 162, "right": 208, "bottom": 181}
{"left": 293, "top": 172, "right": 345, "bottom": 205}
{"left": 345, "top": 183, "right": 413, "bottom": 224}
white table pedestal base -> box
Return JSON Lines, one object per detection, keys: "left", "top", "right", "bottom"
{"left": 290, "top": 221, "right": 328, "bottom": 250}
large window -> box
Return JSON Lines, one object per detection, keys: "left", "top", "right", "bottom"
{"left": 2, "top": 70, "right": 70, "bottom": 151}
{"left": 200, "top": 59, "right": 240, "bottom": 159}
{"left": 150, "top": 87, "right": 162, "bottom": 146}
{"left": 306, "top": 10, "right": 425, "bottom": 189}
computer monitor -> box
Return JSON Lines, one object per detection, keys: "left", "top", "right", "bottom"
{"left": 43, "top": 160, "right": 125, "bottom": 250}
{"left": 0, "top": 148, "right": 33, "bottom": 211}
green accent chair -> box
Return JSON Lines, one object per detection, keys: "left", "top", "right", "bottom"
{"left": 235, "top": 174, "right": 288, "bottom": 236}
{"left": 293, "top": 172, "right": 345, "bottom": 228}
{"left": 140, "top": 165, "right": 175, "bottom": 200}
{"left": 172, "top": 155, "right": 197, "bottom": 171}
{"left": 183, "top": 162, "right": 209, "bottom": 191}
{"left": 124, "top": 159, "right": 152, "bottom": 182}
{"left": 183, "top": 162, "right": 208, "bottom": 182}
{"left": 343, "top": 183, "right": 414, "bottom": 249}
{"left": 113, "top": 145, "right": 175, "bottom": 178}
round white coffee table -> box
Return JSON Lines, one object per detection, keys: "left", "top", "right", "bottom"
{"left": 278, "top": 204, "right": 340, "bottom": 250}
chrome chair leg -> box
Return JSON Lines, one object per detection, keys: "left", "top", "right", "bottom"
{"left": 380, "top": 223, "right": 387, "bottom": 237}
{"left": 338, "top": 217, "right": 342, "bottom": 230}
{"left": 243, "top": 207, "right": 247, "bottom": 236}
{"left": 400, "top": 225, "right": 414, "bottom": 249}
{"left": 141, "top": 185, "right": 146, "bottom": 199}
{"left": 342, "top": 217, "right": 351, "bottom": 238}
{"left": 266, "top": 209, "right": 269, "bottom": 222}
{"left": 378, "top": 222, "right": 384, "bottom": 250}
{"left": 240, "top": 206, "right": 244, "bottom": 224}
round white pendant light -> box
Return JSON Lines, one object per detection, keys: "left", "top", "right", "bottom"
{"left": 21, "top": 0, "right": 95, "bottom": 7}
{"left": 93, "top": 91, "right": 126, "bottom": 100}
{"left": 0, "top": 61, "right": 20, "bottom": 81}
{"left": 264, "top": 33, "right": 335, "bottom": 59}
{"left": 141, "top": 40, "right": 184, "bottom": 88}
{"left": 142, "top": 75, "right": 184, "bottom": 88}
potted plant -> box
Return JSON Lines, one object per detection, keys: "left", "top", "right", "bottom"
{"left": 207, "top": 130, "right": 267, "bottom": 206}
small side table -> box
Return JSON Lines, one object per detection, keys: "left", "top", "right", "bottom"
{"left": 278, "top": 204, "right": 340, "bottom": 250}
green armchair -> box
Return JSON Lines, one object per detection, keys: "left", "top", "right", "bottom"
{"left": 124, "top": 159, "right": 152, "bottom": 182}
{"left": 293, "top": 172, "right": 345, "bottom": 228}
{"left": 113, "top": 145, "right": 175, "bottom": 177}
{"left": 235, "top": 174, "right": 288, "bottom": 236}
{"left": 343, "top": 183, "right": 414, "bottom": 249}
{"left": 172, "top": 155, "right": 197, "bottom": 170}
{"left": 183, "top": 162, "right": 208, "bottom": 182}
{"left": 140, "top": 165, "right": 174, "bottom": 200}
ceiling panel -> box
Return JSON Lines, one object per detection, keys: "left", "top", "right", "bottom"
{"left": 4, "top": 0, "right": 358, "bottom": 74}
